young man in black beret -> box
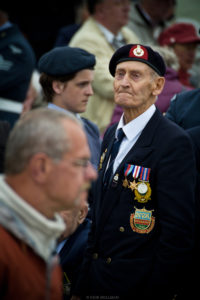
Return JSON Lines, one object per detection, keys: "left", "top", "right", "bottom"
{"left": 72, "top": 44, "right": 196, "bottom": 300}
{"left": 38, "top": 46, "right": 101, "bottom": 172}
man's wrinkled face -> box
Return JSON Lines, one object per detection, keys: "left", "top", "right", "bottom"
{"left": 114, "top": 61, "right": 159, "bottom": 112}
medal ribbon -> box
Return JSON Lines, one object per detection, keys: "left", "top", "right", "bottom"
{"left": 139, "top": 167, "right": 151, "bottom": 181}
{"left": 124, "top": 164, "right": 134, "bottom": 177}
{"left": 132, "top": 165, "right": 142, "bottom": 179}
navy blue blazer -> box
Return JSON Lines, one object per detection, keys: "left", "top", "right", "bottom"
{"left": 0, "top": 120, "right": 10, "bottom": 173}
{"left": 165, "top": 88, "right": 200, "bottom": 129}
{"left": 59, "top": 218, "right": 91, "bottom": 299}
{"left": 74, "top": 109, "right": 196, "bottom": 299}
{"left": 0, "top": 24, "right": 36, "bottom": 102}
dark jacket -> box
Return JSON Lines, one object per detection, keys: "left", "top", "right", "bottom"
{"left": 59, "top": 218, "right": 91, "bottom": 300}
{"left": 74, "top": 109, "right": 196, "bottom": 299}
{"left": 0, "top": 24, "right": 36, "bottom": 102}
{"left": 155, "top": 67, "right": 190, "bottom": 113}
{"left": 0, "top": 121, "right": 10, "bottom": 173}
{"left": 165, "top": 88, "right": 200, "bottom": 129}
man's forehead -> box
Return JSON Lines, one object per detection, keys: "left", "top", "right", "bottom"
{"left": 116, "top": 60, "right": 150, "bottom": 72}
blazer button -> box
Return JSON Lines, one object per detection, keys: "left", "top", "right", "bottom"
{"left": 119, "top": 226, "right": 125, "bottom": 232}
{"left": 106, "top": 257, "right": 112, "bottom": 264}
{"left": 93, "top": 253, "right": 98, "bottom": 260}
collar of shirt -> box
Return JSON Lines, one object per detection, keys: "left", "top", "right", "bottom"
{"left": 47, "top": 103, "right": 80, "bottom": 119}
{"left": 0, "top": 21, "right": 12, "bottom": 32}
{"left": 112, "top": 104, "right": 156, "bottom": 174}
{"left": 96, "top": 22, "right": 124, "bottom": 44}
{"left": 56, "top": 238, "right": 68, "bottom": 254}
{"left": 117, "top": 104, "right": 156, "bottom": 140}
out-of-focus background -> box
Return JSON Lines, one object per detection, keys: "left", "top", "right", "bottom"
{"left": 4, "top": 0, "right": 200, "bottom": 61}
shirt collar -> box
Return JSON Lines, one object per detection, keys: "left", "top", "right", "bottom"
{"left": 117, "top": 104, "right": 156, "bottom": 140}
{"left": 0, "top": 21, "right": 12, "bottom": 32}
{"left": 47, "top": 103, "right": 80, "bottom": 119}
{"left": 96, "top": 22, "right": 123, "bottom": 44}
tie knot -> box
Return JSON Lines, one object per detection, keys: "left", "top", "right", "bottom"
{"left": 112, "top": 37, "right": 126, "bottom": 50}
{"left": 116, "top": 128, "right": 125, "bottom": 142}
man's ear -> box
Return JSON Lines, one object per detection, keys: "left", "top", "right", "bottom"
{"left": 28, "top": 153, "right": 53, "bottom": 184}
{"left": 152, "top": 77, "right": 165, "bottom": 96}
{"left": 77, "top": 204, "right": 88, "bottom": 225}
{"left": 52, "top": 80, "right": 65, "bottom": 94}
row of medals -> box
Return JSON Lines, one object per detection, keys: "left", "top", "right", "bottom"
{"left": 122, "top": 176, "right": 151, "bottom": 203}
{"left": 99, "top": 149, "right": 151, "bottom": 203}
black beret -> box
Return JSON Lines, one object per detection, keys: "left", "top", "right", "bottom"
{"left": 38, "top": 46, "right": 96, "bottom": 76}
{"left": 109, "top": 44, "right": 166, "bottom": 77}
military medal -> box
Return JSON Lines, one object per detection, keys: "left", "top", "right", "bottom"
{"left": 130, "top": 207, "right": 155, "bottom": 234}
{"left": 111, "top": 173, "right": 120, "bottom": 188}
{"left": 63, "top": 272, "right": 71, "bottom": 295}
{"left": 123, "top": 164, "right": 133, "bottom": 188}
{"left": 134, "top": 167, "right": 151, "bottom": 203}
{"left": 128, "top": 165, "right": 141, "bottom": 191}
{"left": 98, "top": 148, "right": 107, "bottom": 170}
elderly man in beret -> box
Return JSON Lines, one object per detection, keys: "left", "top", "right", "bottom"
{"left": 38, "top": 46, "right": 101, "bottom": 173}
{"left": 71, "top": 44, "right": 196, "bottom": 300}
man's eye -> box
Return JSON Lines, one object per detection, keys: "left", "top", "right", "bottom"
{"left": 132, "top": 73, "right": 140, "bottom": 79}
{"left": 73, "top": 159, "right": 90, "bottom": 168}
{"left": 115, "top": 72, "right": 124, "bottom": 78}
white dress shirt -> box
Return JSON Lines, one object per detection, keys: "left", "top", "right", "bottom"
{"left": 112, "top": 104, "right": 156, "bottom": 174}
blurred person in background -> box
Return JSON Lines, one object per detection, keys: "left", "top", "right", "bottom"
{"left": 158, "top": 22, "right": 200, "bottom": 88}
{"left": 127, "top": 0, "right": 176, "bottom": 45}
{"left": 57, "top": 195, "right": 91, "bottom": 300}
{"left": 69, "top": 0, "right": 140, "bottom": 134}
{"left": 153, "top": 45, "right": 192, "bottom": 113}
{"left": 54, "top": 0, "right": 90, "bottom": 47}
{"left": 0, "top": 120, "right": 10, "bottom": 173}
{"left": 0, "top": 8, "right": 36, "bottom": 128}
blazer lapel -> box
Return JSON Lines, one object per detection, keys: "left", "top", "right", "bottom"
{"left": 94, "top": 131, "right": 116, "bottom": 220}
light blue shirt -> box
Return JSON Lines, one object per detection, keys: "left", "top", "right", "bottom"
{"left": 0, "top": 21, "right": 12, "bottom": 32}
{"left": 56, "top": 238, "right": 68, "bottom": 253}
{"left": 47, "top": 103, "right": 81, "bottom": 119}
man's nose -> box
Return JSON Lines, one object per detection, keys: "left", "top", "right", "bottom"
{"left": 85, "top": 161, "right": 98, "bottom": 182}
{"left": 86, "top": 84, "right": 94, "bottom": 96}
{"left": 121, "top": 74, "right": 130, "bottom": 87}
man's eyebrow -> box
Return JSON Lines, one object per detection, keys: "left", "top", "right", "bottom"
{"left": 116, "top": 67, "right": 142, "bottom": 73}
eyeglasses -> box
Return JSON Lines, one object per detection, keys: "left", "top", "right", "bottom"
{"left": 53, "top": 157, "right": 91, "bottom": 169}
{"left": 69, "top": 158, "right": 91, "bottom": 168}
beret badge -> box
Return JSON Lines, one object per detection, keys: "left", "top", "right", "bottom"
{"left": 129, "top": 45, "right": 148, "bottom": 60}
